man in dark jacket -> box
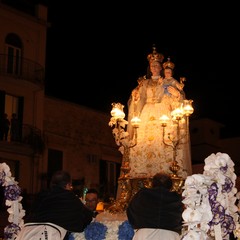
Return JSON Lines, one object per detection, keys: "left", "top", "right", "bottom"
{"left": 127, "top": 172, "right": 183, "bottom": 240}
{"left": 16, "top": 170, "right": 93, "bottom": 240}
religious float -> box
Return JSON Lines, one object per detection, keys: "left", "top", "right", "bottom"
{"left": 3, "top": 47, "right": 240, "bottom": 240}
{"left": 71, "top": 47, "right": 240, "bottom": 240}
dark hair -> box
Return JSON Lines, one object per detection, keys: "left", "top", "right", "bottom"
{"left": 152, "top": 173, "right": 173, "bottom": 190}
{"left": 50, "top": 170, "right": 71, "bottom": 189}
{"left": 86, "top": 188, "right": 99, "bottom": 197}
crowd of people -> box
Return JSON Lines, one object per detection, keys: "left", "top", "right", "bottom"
{"left": 15, "top": 170, "right": 184, "bottom": 240}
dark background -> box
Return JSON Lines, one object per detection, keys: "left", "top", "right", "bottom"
{"left": 43, "top": 2, "right": 238, "bottom": 137}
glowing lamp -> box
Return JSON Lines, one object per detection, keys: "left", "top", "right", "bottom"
{"left": 111, "top": 103, "right": 125, "bottom": 119}
{"left": 183, "top": 99, "right": 194, "bottom": 116}
{"left": 171, "top": 108, "right": 184, "bottom": 120}
{"left": 131, "top": 116, "right": 141, "bottom": 128}
{"left": 96, "top": 201, "right": 104, "bottom": 212}
{"left": 159, "top": 114, "right": 170, "bottom": 127}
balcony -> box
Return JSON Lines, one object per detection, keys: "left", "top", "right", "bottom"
{"left": 0, "top": 124, "right": 45, "bottom": 155}
{"left": 0, "top": 54, "right": 45, "bottom": 87}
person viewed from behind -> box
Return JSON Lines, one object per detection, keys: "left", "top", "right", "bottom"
{"left": 16, "top": 170, "right": 93, "bottom": 240}
{"left": 127, "top": 172, "right": 183, "bottom": 240}
{"left": 85, "top": 188, "right": 99, "bottom": 218}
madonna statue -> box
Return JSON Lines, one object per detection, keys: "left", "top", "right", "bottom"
{"left": 127, "top": 46, "right": 192, "bottom": 180}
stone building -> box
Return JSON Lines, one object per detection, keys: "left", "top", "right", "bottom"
{"left": 0, "top": 1, "right": 121, "bottom": 200}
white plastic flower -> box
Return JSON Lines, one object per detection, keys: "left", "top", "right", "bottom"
{"left": 181, "top": 228, "right": 209, "bottom": 240}
{"left": 181, "top": 152, "right": 240, "bottom": 240}
{"left": 0, "top": 162, "right": 25, "bottom": 240}
{"left": 182, "top": 208, "right": 202, "bottom": 222}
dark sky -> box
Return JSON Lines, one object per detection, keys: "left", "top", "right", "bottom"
{"left": 44, "top": 2, "right": 239, "bottom": 138}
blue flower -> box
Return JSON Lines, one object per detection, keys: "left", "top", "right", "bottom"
{"left": 84, "top": 222, "right": 107, "bottom": 240}
{"left": 4, "top": 184, "right": 21, "bottom": 201}
{"left": 118, "top": 220, "right": 134, "bottom": 240}
{"left": 4, "top": 223, "right": 20, "bottom": 239}
{"left": 68, "top": 233, "right": 75, "bottom": 240}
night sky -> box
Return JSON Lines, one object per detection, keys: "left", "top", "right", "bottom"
{"left": 43, "top": 2, "right": 239, "bottom": 138}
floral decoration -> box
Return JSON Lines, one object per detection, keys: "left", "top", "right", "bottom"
{"left": 72, "top": 220, "right": 135, "bottom": 240}
{"left": 84, "top": 221, "right": 107, "bottom": 240}
{"left": 0, "top": 162, "right": 25, "bottom": 240}
{"left": 118, "top": 220, "right": 134, "bottom": 240}
{"left": 108, "top": 115, "right": 129, "bottom": 154}
{"left": 181, "top": 152, "right": 239, "bottom": 240}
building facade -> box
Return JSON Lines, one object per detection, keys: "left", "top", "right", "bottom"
{"left": 0, "top": 1, "right": 122, "bottom": 200}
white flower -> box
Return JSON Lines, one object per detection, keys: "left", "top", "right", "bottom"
{"left": 180, "top": 152, "right": 240, "bottom": 240}
{"left": 182, "top": 208, "right": 202, "bottom": 222}
{"left": 181, "top": 228, "right": 209, "bottom": 240}
{"left": 0, "top": 163, "right": 25, "bottom": 240}
{"left": 72, "top": 232, "right": 85, "bottom": 240}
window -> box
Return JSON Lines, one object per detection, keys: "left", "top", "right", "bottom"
{"left": 5, "top": 33, "right": 22, "bottom": 75}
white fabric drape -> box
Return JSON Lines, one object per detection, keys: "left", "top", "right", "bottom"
{"left": 15, "top": 222, "right": 67, "bottom": 240}
{"left": 133, "top": 228, "right": 180, "bottom": 240}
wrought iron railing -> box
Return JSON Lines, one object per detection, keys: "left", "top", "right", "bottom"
{"left": 21, "top": 124, "right": 45, "bottom": 154}
{"left": 0, "top": 54, "right": 44, "bottom": 86}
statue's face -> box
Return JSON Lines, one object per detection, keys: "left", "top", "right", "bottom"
{"left": 150, "top": 61, "right": 161, "bottom": 75}
{"left": 164, "top": 68, "right": 173, "bottom": 78}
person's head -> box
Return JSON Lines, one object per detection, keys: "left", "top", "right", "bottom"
{"left": 50, "top": 170, "right": 73, "bottom": 190}
{"left": 152, "top": 172, "right": 173, "bottom": 190}
{"left": 146, "top": 46, "right": 164, "bottom": 77}
{"left": 163, "top": 67, "right": 173, "bottom": 78}
{"left": 163, "top": 57, "right": 175, "bottom": 78}
{"left": 85, "top": 188, "right": 99, "bottom": 211}
{"left": 150, "top": 61, "right": 162, "bottom": 76}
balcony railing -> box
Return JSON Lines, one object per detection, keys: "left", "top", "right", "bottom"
{"left": 0, "top": 54, "right": 44, "bottom": 86}
{"left": 21, "top": 124, "right": 45, "bottom": 154}
{"left": 0, "top": 123, "right": 45, "bottom": 154}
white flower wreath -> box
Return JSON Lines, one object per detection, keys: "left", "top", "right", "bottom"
{"left": 181, "top": 152, "right": 240, "bottom": 240}
{"left": 0, "top": 162, "right": 25, "bottom": 240}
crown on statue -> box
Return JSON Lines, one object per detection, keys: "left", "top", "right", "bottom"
{"left": 163, "top": 57, "right": 175, "bottom": 70}
{"left": 147, "top": 46, "right": 164, "bottom": 63}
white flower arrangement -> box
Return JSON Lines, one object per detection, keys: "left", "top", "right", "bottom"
{"left": 181, "top": 152, "right": 239, "bottom": 240}
{"left": 109, "top": 115, "right": 131, "bottom": 154}
{"left": 0, "top": 162, "right": 25, "bottom": 240}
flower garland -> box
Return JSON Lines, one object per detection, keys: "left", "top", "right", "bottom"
{"left": 181, "top": 152, "right": 239, "bottom": 240}
{"left": 71, "top": 220, "right": 134, "bottom": 240}
{"left": 0, "top": 162, "right": 25, "bottom": 240}
{"left": 84, "top": 221, "right": 107, "bottom": 240}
